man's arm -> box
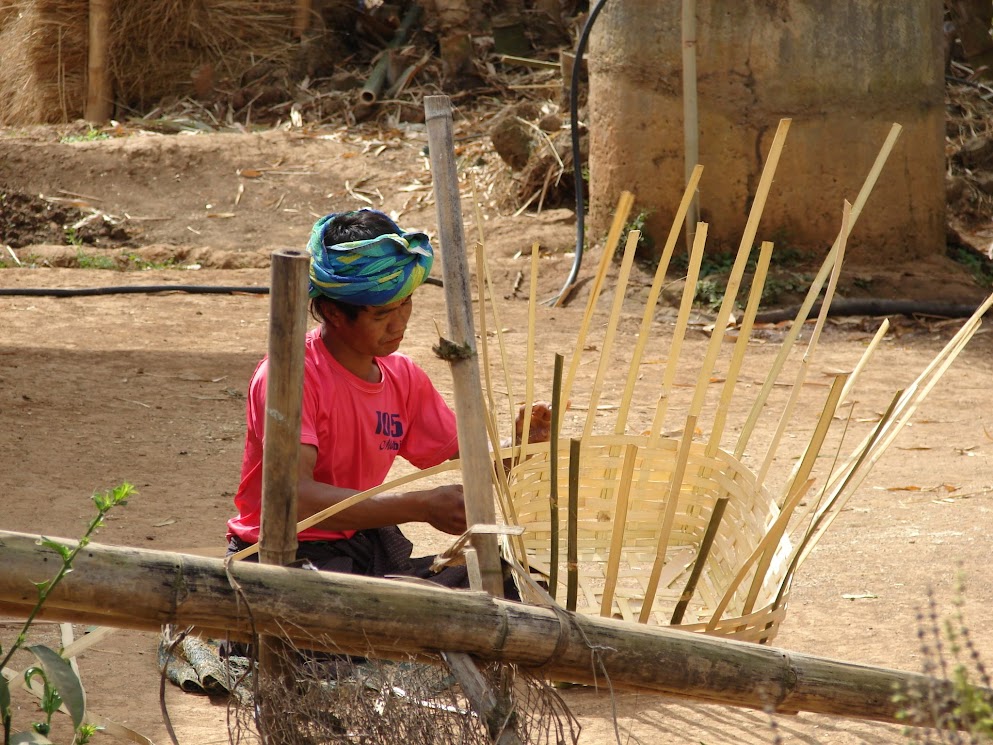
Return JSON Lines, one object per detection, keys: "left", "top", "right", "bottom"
{"left": 296, "top": 444, "right": 467, "bottom": 535}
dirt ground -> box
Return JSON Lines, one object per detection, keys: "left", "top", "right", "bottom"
{"left": 2, "top": 122, "right": 993, "bottom": 745}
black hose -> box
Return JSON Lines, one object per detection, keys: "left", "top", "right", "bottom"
{"left": 0, "top": 277, "right": 444, "bottom": 298}
{"left": 552, "top": 0, "right": 610, "bottom": 305}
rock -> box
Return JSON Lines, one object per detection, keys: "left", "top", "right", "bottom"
{"left": 490, "top": 109, "right": 534, "bottom": 171}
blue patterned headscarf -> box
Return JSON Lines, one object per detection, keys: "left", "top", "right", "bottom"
{"left": 307, "top": 210, "right": 434, "bottom": 306}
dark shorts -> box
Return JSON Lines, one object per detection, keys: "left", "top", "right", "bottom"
{"left": 227, "top": 525, "right": 519, "bottom": 599}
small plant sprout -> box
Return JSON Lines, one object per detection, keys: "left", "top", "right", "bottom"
{"left": 0, "top": 483, "right": 135, "bottom": 745}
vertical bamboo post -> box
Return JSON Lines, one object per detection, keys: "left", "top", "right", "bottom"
{"left": 548, "top": 354, "right": 564, "bottom": 600}
{"left": 566, "top": 438, "right": 581, "bottom": 612}
{"left": 681, "top": 0, "right": 699, "bottom": 253}
{"left": 257, "top": 248, "right": 309, "bottom": 744}
{"left": 85, "top": 0, "right": 113, "bottom": 122}
{"left": 424, "top": 95, "right": 504, "bottom": 598}
{"left": 294, "top": 0, "right": 311, "bottom": 38}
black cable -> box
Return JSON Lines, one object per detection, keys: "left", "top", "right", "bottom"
{"left": 552, "top": 0, "right": 610, "bottom": 305}
{"left": 0, "top": 276, "right": 444, "bottom": 298}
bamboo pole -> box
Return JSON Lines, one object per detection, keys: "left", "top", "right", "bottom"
{"left": 0, "top": 530, "right": 975, "bottom": 728}
{"left": 424, "top": 95, "right": 503, "bottom": 598}
{"left": 681, "top": 0, "right": 700, "bottom": 253}
{"left": 548, "top": 353, "right": 564, "bottom": 600}
{"left": 256, "top": 249, "right": 309, "bottom": 744}
{"left": 258, "top": 249, "right": 309, "bottom": 569}
{"left": 85, "top": 0, "right": 113, "bottom": 122}
{"left": 293, "top": 0, "right": 311, "bottom": 38}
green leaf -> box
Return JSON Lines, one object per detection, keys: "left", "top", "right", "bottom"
{"left": 38, "top": 539, "right": 71, "bottom": 561}
{"left": 26, "top": 645, "right": 86, "bottom": 730}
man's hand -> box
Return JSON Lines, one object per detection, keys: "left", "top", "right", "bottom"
{"left": 416, "top": 484, "right": 467, "bottom": 535}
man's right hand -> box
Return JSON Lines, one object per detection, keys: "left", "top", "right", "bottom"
{"left": 416, "top": 484, "right": 467, "bottom": 535}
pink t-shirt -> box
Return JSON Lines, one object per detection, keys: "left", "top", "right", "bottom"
{"left": 227, "top": 327, "right": 459, "bottom": 543}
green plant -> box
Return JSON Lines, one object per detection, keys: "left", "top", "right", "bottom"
{"left": 63, "top": 228, "right": 83, "bottom": 248}
{"left": 72, "top": 250, "right": 115, "bottom": 271}
{"left": 58, "top": 129, "right": 109, "bottom": 144}
{"left": 0, "top": 483, "right": 135, "bottom": 745}
{"left": 948, "top": 246, "right": 993, "bottom": 289}
{"left": 894, "top": 578, "right": 993, "bottom": 742}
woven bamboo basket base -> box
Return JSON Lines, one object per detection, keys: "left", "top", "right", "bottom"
{"left": 505, "top": 434, "right": 793, "bottom": 642}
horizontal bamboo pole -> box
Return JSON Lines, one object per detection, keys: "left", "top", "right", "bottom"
{"left": 0, "top": 530, "right": 972, "bottom": 728}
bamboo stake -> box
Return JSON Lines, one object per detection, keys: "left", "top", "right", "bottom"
{"left": 755, "top": 201, "right": 851, "bottom": 490}
{"left": 3, "top": 530, "right": 973, "bottom": 727}
{"left": 686, "top": 119, "right": 790, "bottom": 428}
{"left": 705, "top": 478, "right": 814, "bottom": 632}
{"left": 740, "top": 374, "right": 848, "bottom": 617}
{"left": 425, "top": 95, "right": 503, "bottom": 597}
{"left": 566, "top": 439, "right": 581, "bottom": 611}
{"left": 517, "top": 243, "right": 541, "bottom": 463}
{"left": 734, "top": 124, "right": 904, "bottom": 460}
{"left": 648, "top": 222, "right": 708, "bottom": 443}
{"left": 615, "top": 165, "right": 704, "bottom": 435}
{"left": 581, "top": 228, "right": 641, "bottom": 439}
{"left": 788, "top": 291, "right": 993, "bottom": 569}
{"left": 600, "top": 443, "right": 638, "bottom": 617}
{"left": 704, "top": 241, "right": 774, "bottom": 457}
{"left": 639, "top": 413, "right": 698, "bottom": 623}
{"left": 548, "top": 354, "right": 564, "bottom": 600}
{"left": 670, "top": 496, "right": 727, "bottom": 625}
{"left": 559, "top": 191, "right": 634, "bottom": 410}
{"left": 681, "top": 0, "right": 700, "bottom": 254}
{"left": 293, "top": 0, "right": 311, "bottom": 38}
{"left": 85, "top": 0, "right": 113, "bottom": 122}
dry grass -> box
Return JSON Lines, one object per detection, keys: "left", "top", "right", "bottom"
{"left": 0, "top": 0, "right": 299, "bottom": 125}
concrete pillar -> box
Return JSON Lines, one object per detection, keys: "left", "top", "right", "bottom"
{"left": 587, "top": 0, "right": 945, "bottom": 263}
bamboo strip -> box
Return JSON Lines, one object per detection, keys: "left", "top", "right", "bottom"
{"left": 639, "top": 414, "right": 698, "bottom": 623}
{"left": 704, "top": 241, "right": 774, "bottom": 458}
{"left": 648, "top": 223, "right": 708, "bottom": 444}
{"left": 518, "top": 243, "right": 541, "bottom": 463}
{"left": 734, "top": 124, "right": 903, "bottom": 459}
{"left": 741, "top": 375, "right": 848, "bottom": 616}
{"left": 615, "top": 165, "right": 704, "bottom": 434}
{"left": 582, "top": 229, "right": 641, "bottom": 439}
{"left": 705, "top": 478, "right": 813, "bottom": 631}
{"left": 548, "top": 354, "right": 564, "bottom": 600}
{"left": 567, "top": 439, "right": 581, "bottom": 611}
{"left": 470, "top": 176, "right": 519, "bottom": 450}
{"left": 789, "top": 293, "right": 993, "bottom": 567}
{"left": 685, "top": 119, "right": 790, "bottom": 425}
{"left": 670, "top": 496, "right": 727, "bottom": 625}
{"left": 755, "top": 201, "right": 851, "bottom": 489}
{"left": 559, "top": 191, "right": 635, "bottom": 413}
{"left": 230, "top": 459, "right": 463, "bottom": 560}
{"left": 600, "top": 443, "right": 639, "bottom": 617}
{"left": 839, "top": 319, "right": 890, "bottom": 405}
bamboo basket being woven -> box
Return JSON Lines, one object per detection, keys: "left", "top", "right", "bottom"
{"left": 471, "top": 119, "right": 993, "bottom": 645}
{"left": 266, "top": 119, "right": 992, "bottom": 646}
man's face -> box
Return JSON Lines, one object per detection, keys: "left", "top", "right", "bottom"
{"left": 333, "top": 295, "right": 414, "bottom": 358}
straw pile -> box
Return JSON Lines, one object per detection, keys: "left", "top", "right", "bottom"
{"left": 0, "top": 0, "right": 88, "bottom": 124}
{"left": 0, "top": 0, "right": 299, "bottom": 125}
